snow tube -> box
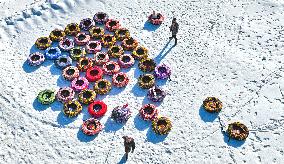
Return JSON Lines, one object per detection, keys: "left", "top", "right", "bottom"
{"left": 152, "top": 116, "right": 172, "bottom": 135}
{"left": 103, "top": 61, "right": 120, "bottom": 75}
{"left": 82, "top": 118, "right": 103, "bottom": 135}
{"left": 138, "top": 58, "right": 156, "bottom": 72}
{"left": 64, "top": 23, "right": 80, "bottom": 36}
{"left": 85, "top": 66, "right": 103, "bottom": 82}
{"left": 122, "top": 37, "right": 138, "bottom": 51}
{"left": 105, "top": 19, "right": 120, "bottom": 32}
{"left": 139, "top": 104, "right": 159, "bottom": 121}
{"left": 49, "top": 29, "right": 65, "bottom": 41}
{"left": 78, "top": 89, "right": 96, "bottom": 104}
{"left": 138, "top": 74, "right": 155, "bottom": 89}
{"left": 93, "top": 12, "right": 109, "bottom": 24}
{"left": 115, "top": 28, "right": 130, "bottom": 41}
{"left": 107, "top": 45, "right": 124, "bottom": 58}
{"left": 70, "top": 47, "right": 86, "bottom": 61}
{"left": 89, "top": 26, "right": 104, "bottom": 39}
{"left": 63, "top": 100, "right": 82, "bottom": 117}
{"left": 74, "top": 32, "right": 90, "bottom": 46}
{"left": 111, "top": 104, "right": 132, "bottom": 123}
{"left": 148, "top": 13, "right": 165, "bottom": 25}
{"left": 112, "top": 72, "right": 129, "bottom": 87}
{"left": 54, "top": 55, "right": 72, "bottom": 69}
{"left": 227, "top": 122, "right": 249, "bottom": 141}
{"left": 102, "top": 34, "right": 116, "bottom": 47}
{"left": 132, "top": 46, "right": 148, "bottom": 60}
{"left": 94, "top": 52, "right": 110, "bottom": 66}
{"left": 88, "top": 100, "right": 107, "bottom": 118}
{"left": 59, "top": 38, "right": 74, "bottom": 52}
{"left": 93, "top": 79, "right": 112, "bottom": 95}
{"left": 45, "top": 47, "right": 62, "bottom": 60}
{"left": 71, "top": 77, "right": 89, "bottom": 92}
{"left": 62, "top": 66, "right": 80, "bottom": 81}
{"left": 37, "top": 89, "right": 56, "bottom": 105}
{"left": 203, "top": 97, "right": 222, "bottom": 113}
{"left": 35, "top": 37, "right": 51, "bottom": 50}
{"left": 56, "top": 87, "right": 75, "bottom": 103}
{"left": 86, "top": 41, "right": 102, "bottom": 53}
{"left": 118, "top": 54, "right": 135, "bottom": 68}
{"left": 77, "top": 57, "right": 93, "bottom": 72}
{"left": 79, "top": 18, "right": 94, "bottom": 31}
{"left": 154, "top": 64, "right": 171, "bottom": 79}
{"left": 147, "top": 86, "right": 166, "bottom": 102}
{"left": 27, "top": 52, "right": 45, "bottom": 66}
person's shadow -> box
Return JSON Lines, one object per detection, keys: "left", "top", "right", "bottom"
{"left": 154, "top": 40, "right": 175, "bottom": 64}
{"left": 117, "top": 154, "right": 127, "bottom": 164}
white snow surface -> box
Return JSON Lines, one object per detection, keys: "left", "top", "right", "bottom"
{"left": 0, "top": 0, "right": 284, "bottom": 163}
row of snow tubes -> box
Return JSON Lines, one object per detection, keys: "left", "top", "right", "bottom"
{"left": 202, "top": 97, "right": 249, "bottom": 141}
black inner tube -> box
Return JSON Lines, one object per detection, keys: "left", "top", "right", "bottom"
{"left": 106, "top": 64, "right": 115, "bottom": 70}
{"left": 158, "top": 67, "right": 167, "bottom": 73}
{"left": 122, "top": 56, "right": 130, "bottom": 62}
{"left": 73, "top": 48, "right": 81, "bottom": 55}
{"left": 61, "top": 90, "right": 70, "bottom": 97}
{"left": 83, "top": 20, "right": 91, "bottom": 26}
{"left": 69, "top": 24, "right": 76, "bottom": 31}
{"left": 66, "top": 68, "right": 75, "bottom": 75}
{"left": 154, "top": 89, "right": 162, "bottom": 96}
{"left": 81, "top": 59, "right": 89, "bottom": 66}
{"left": 111, "top": 46, "right": 119, "bottom": 53}
{"left": 126, "top": 38, "right": 134, "bottom": 45}
{"left": 31, "top": 54, "right": 40, "bottom": 61}
{"left": 143, "top": 60, "right": 152, "bottom": 67}
{"left": 144, "top": 106, "right": 154, "bottom": 114}
{"left": 157, "top": 120, "right": 167, "bottom": 126}
{"left": 136, "top": 48, "right": 144, "bottom": 55}
{"left": 98, "top": 81, "right": 106, "bottom": 88}
{"left": 89, "top": 43, "right": 97, "bottom": 49}
{"left": 119, "top": 30, "right": 126, "bottom": 35}
{"left": 67, "top": 103, "right": 77, "bottom": 112}
{"left": 231, "top": 125, "right": 244, "bottom": 134}
{"left": 39, "top": 38, "right": 48, "bottom": 44}
{"left": 90, "top": 69, "right": 99, "bottom": 76}
{"left": 142, "top": 76, "right": 151, "bottom": 83}
{"left": 98, "top": 53, "right": 105, "bottom": 60}
{"left": 83, "top": 91, "right": 92, "bottom": 99}
{"left": 116, "top": 75, "right": 125, "bottom": 82}
{"left": 43, "top": 92, "right": 51, "bottom": 99}
{"left": 59, "top": 57, "right": 68, "bottom": 63}
{"left": 48, "top": 49, "right": 57, "bottom": 54}
{"left": 78, "top": 34, "right": 86, "bottom": 41}
{"left": 63, "top": 40, "right": 71, "bottom": 47}
{"left": 76, "top": 80, "right": 84, "bottom": 86}
{"left": 93, "top": 28, "right": 101, "bottom": 34}
{"left": 109, "top": 20, "right": 117, "bottom": 26}
{"left": 93, "top": 104, "right": 102, "bottom": 111}
{"left": 97, "top": 13, "right": 105, "bottom": 19}
{"left": 105, "top": 36, "right": 112, "bottom": 42}
{"left": 53, "top": 30, "right": 62, "bottom": 37}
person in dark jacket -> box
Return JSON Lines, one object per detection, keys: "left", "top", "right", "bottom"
{"left": 169, "top": 18, "right": 179, "bottom": 45}
{"left": 122, "top": 136, "right": 135, "bottom": 160}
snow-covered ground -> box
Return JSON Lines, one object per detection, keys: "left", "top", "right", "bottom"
{"left": 0, "top": 0, "right": 284, "bottom": 163}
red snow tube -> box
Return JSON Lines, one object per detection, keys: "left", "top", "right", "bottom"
{"left": 86, "top": 66, "right": 103, "bottom": 82}
{"left": 148, "top": 13, "right": 164, "bottom": 25}
{"left": 88, "top": 100, "right": 107, "bottom": 118}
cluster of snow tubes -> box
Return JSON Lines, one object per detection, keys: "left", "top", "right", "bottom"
{"left": 122, "top": 37, "right": 138, "bottom": 51}
{"left": 35, "top": 37, "right": 51, "bottom": 50}
{"left": 105, "top": 19, "right": 120, "bottom": 32}
{"left": 93, "top": 79, "right": 112, "bottom": 95}
{"left": 27, "top": 52, "right": 45, "bottom": 66}
{"left": 107, "top": 45, "right": 124, "bottom": 58}
{"left": 147, "top": 86, "right": 166, "bottom": 102}
{"left": 71, "top": 77, "right": 89, "bottom": 92}
{"left": 112, "top": 72, "right": 129, "bottom": 87}
{"left": 45, "top": 47, "right": 62, "bottom": 60}
{"left": 94, "top": 52, "right": 110, "bottom": 66}
{"left": 37, "top": 89, "right": 56, "bottom": 105}
{"left": 49, "top": 29, "right": 65, "bottom": 41}
{"left": 54, "top": 55, "right": 72, "bottom": 69}
{"left": 77, "top": 57, "right": 93, "bottom": 72}
{"left": 115, "top": 28, "right": 130, "bottom": 41}
{"left": 59, "top": 38, "right": 74, "bottom": 51}
{"left": 62, "top": 66, "right": 80, "bottom": 81}
{"left": 132, "top": 46, "right": 148, "bottom": 60}
{"left": 203, "top": 97, "right": 222, "bottom": 113}
{"left": 64, "top": 23, "right": 80, "bottom": 36}
{"left": 138, "top": 74, "right": 155, "bottom": 89}
{"left": 227, "top": 122, "right": 249, "bottom": 140}
{"left": 89, "top": 26, "right": 104, "bottom": 39}
{"left": 139, "top": 58, "right": 156, "bottom": 72}
{"left": 102, "top": 34, "right": 116, "bottom": 47}
{"left": 152, "top": 116, "right": 172, "bottom": 135}
{"left": 86, "top": 66, "right": 103, "bottom": 82}
{"left": 74, "top": 32, "right": 90, "bottom": 46}
{"left": 88, "top": 100, "right": 107, "bottom": 118}
{"left": 103, "top": 61, "right": 120, "bottom": 75}
{"left": 118, "top": 54, "right": 135, "bottom": 68}
{"left": 63, "top": 100, "right": 82, "bottom": 117}
{"left": 111, "top": 104, "right": 132, "bottom": 123}
{"left": 93, "top": 12, "right": 109, "bottom": 24}
{"left": 79, "top": 18, "right": 94, "bottom": 31}
{"left": 139, "top": 104, "right": 159, "bottom": 121}
{"left": 148, "top": 13, "right": 165, "bottom": 25}
{"left": 70, "top": 47, "right": 86, "bottom": 60}
{"left": 56, "top": 87, "right": 75, "bottom": 103}
{"left": 82, "top": 118, "right": 103, "bottom": 135}
{"left": 78, "top": 89, "right": 96, "bottom": 104}
{"left": 154, "top": 64, "right": 171, "bottom": 79}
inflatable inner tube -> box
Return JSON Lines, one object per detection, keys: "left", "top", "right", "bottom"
{"left": 82, "top": 118, "right": 103, "bottom": 135}
{"left": 62, "top": 66, "right": 80, "bottom": 81}
{"left": 132, "top": 46, "right": 148, "bottom": 60}
{"left": 147, "top": 86, "right": 166, "bottom": 102}
{"left": 103, "top": 61, "right": 120, "bottom": 75}
{"left": 64, "top": 23, "right": 80, "bottom": 36}
{"left": 70, "top": 47, "right": 85, "bottom": 60}
{"left": 86, "top": 41, "right": 101, "bottom": 54}
{"left": 94, "top": 52, "right": 109, "bottom": 65}
{"left": 89, "top": 26, "right": 104, "bottom": 39}
{"left": 93, "top": 12, "right": 109, "bottom": 24}
{"left": 79, "top": 18, "right": 93, "bottom": 31}
{"left": 27, "top": 52, "right": 45, "bottom": 66}
{"left": 88, "top": 100, "right": 107, "bottom": 118}
{"left": 37, "top": 89, "right": 56, "bottom": 105}
{"left": 78, "top": 89, "right": 96, "bottom": 104}
{"left": 63, "top": 100, "right": 82, "bottom": 117}
{"left": 94, "top": 79, "right": 111, "bottom": 95}
{"left": 108, "top": 45, "right": 124, "bottom": 58}
{"left": 35, "top": 37, "right": 52, "bottom": 50}
{"left": 139, "top": 58, "right": 156, "bottom": 72}
{"left": 45, "top": 47, "right": 62, "bottom": 60}
{"left": 154, "top": 64, "right": 171, "bottom": 79}
{"left": 105, "top": 19, "right": 120, "bottom": 32}
{"left": 115, "top": 28, "right": 130, "bottom": 41}
{"left": 75, "top": 32, "right": 90, "bottom": 46}
{"left": 77, "top": 57, "right": 93, "bottom": 72}
{"left": 111, "top": 104, "right": 132, "bottom": 123}
{"left": 148, "top": 13, "right": 165, "bottom": 25}
{"left": 139, "top": 104, "right": 158, "bottom": 121}
{"left": 55, "top": 55, "right": 72, "bottom": 69}
{"left": 227, "top": 122, "right": 249, "bottom": 141}
{"left": 71, "top": 77, "right": 89, "bottom": 92}
{"left": 102, "top": 35, "right": 116, "bottom": 47}
{"left": 86, "top": 66, "right": 103, "bottom": 82}
{"left": 152, "top": 117, "right": 172, "bottom": 135}
{"left": 59, "top": 38, "right": 74, "bottom": 51}
{"left": 112, "top": 72, "right": 129, "bottom": 87}
{"left": 203, "top": 97, "right": 222, "bottom": 113}
{"left": 118, "top": 54, "right": 135, "bottom": 68}
{"left": 138, "top": 74, "right": 155, "bottom": 89}
{"left": 49, "top": 29, "right": 65, "bottom": 41}
{"left": 122, "top": 37, "right": 138, "bottom": 51}
{"left": 56, "top": 87, "right": 75, "bottom": 103}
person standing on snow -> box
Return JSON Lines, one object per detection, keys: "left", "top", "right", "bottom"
{"left": 169, "top": 18, "right": 179, "bottom": 45}
{"left": 122, "top": 136, "right": 135, "bottom": 160}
